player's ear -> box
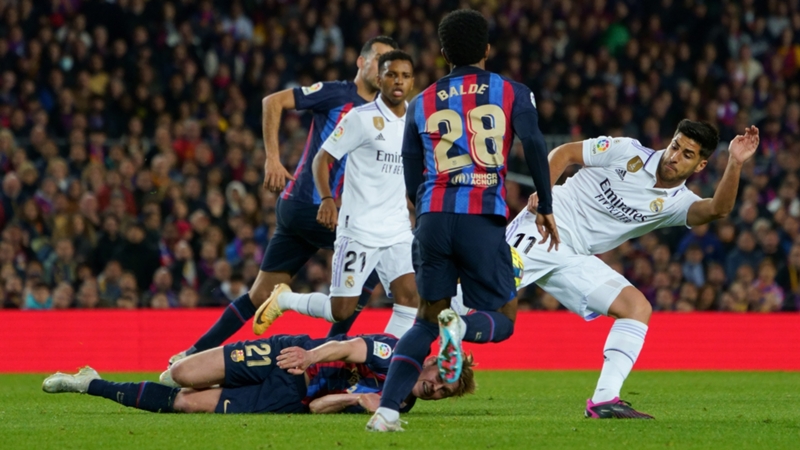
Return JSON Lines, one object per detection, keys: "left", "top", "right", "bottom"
{"left": 440, "top": 48, "right": 451, "bottom": 66}
{"left": 484, "top": 44, "right": 490, "bottom": 60}
{"left": 356, "top": 55, "right": 365, "bottom": 71}
{"left": 694, "top": 159, "right": 708, "bottom": 173}
{"left": 423, "top": 356, "right": 437, "bottom": 367}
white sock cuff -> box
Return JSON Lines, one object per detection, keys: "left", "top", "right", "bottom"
{"left": 392, "top": 304, "right": 417, "bottom": 316}
{"left": 611, "top": 318, "right": 648, "bottom": 341}
{"left": 376, "top": 407, "right": 399, "bottom": 423}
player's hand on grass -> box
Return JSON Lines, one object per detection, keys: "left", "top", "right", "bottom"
{"left": 728, "top": 125, "right": 759, "bottom": 165}
{"left": 276, "top": 346, "right": 315, "bottom": 374}
{"left": 317, "top": 197, "right": 338, "bottom": 231}
{"left": 357, "top": 393, "right": 381, "bottom": 413}
{"left": 263, "top": 157, "right": 296, "bottom": 193}
{"left": 526, "top": 192, "right": 539, "bottom": 213}
{"left": 536, "top": 213, "right": 560, "bottom": 252}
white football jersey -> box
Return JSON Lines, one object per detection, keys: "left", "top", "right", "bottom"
{"left": 547, "top": 136, "right": 701, "bottom": 255}
{"left": 321, "top": 96, "right": 412, "bottom": 247}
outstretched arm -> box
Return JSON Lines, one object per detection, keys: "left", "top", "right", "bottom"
{"left": 309, "top": 393, "right": 381, "bottom": 414}
{"left": 687, "top": 126, "right": 760, "bottom": 227}
{"left": 262, "top": 89, "right": 297, "bottom": 192}
{"left": 276, "top": 338, "right": 368, "bottom": 374}
{"left": 546, "top": 142, "right": 585, "bottom": 188}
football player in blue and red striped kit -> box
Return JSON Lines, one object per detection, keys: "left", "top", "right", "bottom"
{"left": 161, "top": 37, "right": 398, "bottom": 376}
{"left": 367, "top": 10, "right": 561, "bottom": 431}
{"left": 43, "top": 333, "right": 475, "bottom": 415}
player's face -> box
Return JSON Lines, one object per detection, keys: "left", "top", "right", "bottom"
{"left": 359, "top": 43, "right": 395, "bottom": 91}
{"left": 657, "top": 133, "right": 708, "bottom": 183}
{"left": 378, "top": 60, "right": 414, "bottom": 106}
{"left": 412, "top": 364, "right": 459, "bottom": 401}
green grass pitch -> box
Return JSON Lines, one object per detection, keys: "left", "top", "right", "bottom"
{"left": 1, "top": 371, "right": 798, "bottom": 449}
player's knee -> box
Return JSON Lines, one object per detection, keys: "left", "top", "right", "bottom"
{"left": 169, "top": 361, "right": 190, "bottom": 387}
{"left": 393, "top": 291, "right": 420, "bottom": 309}
{"left": 609, "top": 288, "right": 652, "bottom": 323}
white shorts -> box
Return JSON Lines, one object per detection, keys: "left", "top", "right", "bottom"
{"left": 505, "top": 211, "right": 632, "bottom": 320}
{"left": 330, "top": 235, "right": 414, "bottom": 297}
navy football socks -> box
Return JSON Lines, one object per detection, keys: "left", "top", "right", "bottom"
{"left": 87, "top": 380, "right": 179, "bottom": 413}
{"left": 462, "top": 311, "right": 514, "bottom": 343}
{"left": 190, "top": 293, "right": 257, "bottom": 354}
{"left": 379, "top": 319, "right": 438, "bottom": 411}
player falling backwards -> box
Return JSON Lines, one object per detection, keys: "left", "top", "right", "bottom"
{"left": 161, "top": 37, "right": 398, "bottom": 380}
{"left": 252, "top": 51, "right": 419, "bottom": 339}
{"left": 453, "top": 121, "right": 760, "bottom": 419}
{"left": 43, "top": 333, "right": 474, "bottom": 414}
{"left": 367, "top": 10, "right": 559, "bottom": 431}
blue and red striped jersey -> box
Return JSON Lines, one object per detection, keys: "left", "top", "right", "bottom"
{"left": 403, "top": 66, "right": 542, "bottom": 218}
{"left": 281, "top": 81, "right": 373, "bottom": 205}
{"left": 302, "top": 334, "right": 398, "bottom": 408}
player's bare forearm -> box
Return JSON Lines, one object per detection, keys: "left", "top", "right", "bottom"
{"left": 309, "top": 394, "right": 361, "bottom": 414}
{"left": 547, "top": 142, "right": 584, "bottom": 188}
{"left": 312, "top": 150, "right": 335, "bottom": 199}
{"left": 261, "top": 89, "right": 295, "bottom": 160}
{"left": 687, "top": 159, "right": 742, "bottom": 226}
{"left": 307, "top": 338, "right": 368, "bottom": 364}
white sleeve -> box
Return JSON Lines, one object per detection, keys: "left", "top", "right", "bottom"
{"left": 582, "top": 136, "right": 635, "bottom": 168}
{"left": 322, "top": 110, "right": 367, "bottom": 160}
{"left": 662, "top": 190, "right": 703, "bottom": 229}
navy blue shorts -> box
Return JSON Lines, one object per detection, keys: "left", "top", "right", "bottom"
{"left": 216, "top": 335, "right": 322, "bottom": 414}
{"left": 260, "top": 198, "right": 337, "bottom": 274}
{"left": 414, "top": 212, "right": 516, "bottom": 312}
{"left": 260, "top": 199, "right": 381, "bottom": 292}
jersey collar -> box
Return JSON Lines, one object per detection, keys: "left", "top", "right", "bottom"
{"left": 374, "top": 95, "right": 407, "bottom": 122}
{"left": 445, "top": 65, "right": 488, "bottom": 78}
{"left": 644, "top": 150, "right": 690, "bottom": 197}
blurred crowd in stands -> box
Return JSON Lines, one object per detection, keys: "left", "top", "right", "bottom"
{"left": 0, "top": 0, "right": 799, "bottom": 312}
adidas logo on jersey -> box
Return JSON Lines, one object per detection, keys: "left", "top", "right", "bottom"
{"left": 375, "top": 133, "right": 385, "bottom": 141}
{"left": 616, "top": 168, "right": 627, "bottom": 181}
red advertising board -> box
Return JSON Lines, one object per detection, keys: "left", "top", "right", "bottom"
{"left": 1, "top": 310, "right": 798, "bottom": 372}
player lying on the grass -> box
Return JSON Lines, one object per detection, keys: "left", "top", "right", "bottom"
{"left": 452, "top": 121, "right": 760, "bottom": 419}
{"left": 43, "top": 333, "right": 474, "bottom": 414}
{"left": 253, "top": 51, "right": 420, "bottom": 339}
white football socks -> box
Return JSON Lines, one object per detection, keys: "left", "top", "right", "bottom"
{"left": 375, "top": 407, "right": 400, "bottom": 423}
{"left": 277, "top": 292, "right": 335, "bottom": 322}
{"left": 383, "top": 304, "right": 418, "bottom": 338}
{"left": 592, "top": 318, "right": 648, "bottom": 403}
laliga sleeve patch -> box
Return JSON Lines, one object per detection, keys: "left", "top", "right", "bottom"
{"left": 331, "top": 124, "right": 345, "bottom": 141}
{"left": 530, "top": 92, "right": 537, "bottom": 108}
{"left": 591, "top": 137, "right": 611, "bottom": 155}
{"left": 301, "top": 82, "right": 323, "bottom": 95}
{"left": 373, "top": 342, "right": 392, "bottom": 359}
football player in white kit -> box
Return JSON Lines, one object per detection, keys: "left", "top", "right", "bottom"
{"left": 253, "top": 51, "right": 419, "bottom": 338}
{"left": 454, "top": 121, "right": 760, "bottom": 419}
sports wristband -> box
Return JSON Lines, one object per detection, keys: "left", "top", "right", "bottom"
{"left": 321, "top": 196, "right": 334, "bottom": 202}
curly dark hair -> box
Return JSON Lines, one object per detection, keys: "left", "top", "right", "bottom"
{"left": 675, "top": 120, "right": 720, "bottom": 159}
{"left": 378, "top": 50, "right": 414, "bottom": 73}
{"left": 437, "top": 9, "right": 489, "bottom": 67}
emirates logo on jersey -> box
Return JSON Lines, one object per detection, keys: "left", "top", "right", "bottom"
{"left": 595, "top": 178, "right": 649, "bottom": 223}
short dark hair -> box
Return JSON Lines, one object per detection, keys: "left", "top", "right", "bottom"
{"left": 438, "top": 9, "right": 489, "bottom": 67}
{"left": 360, "top": 36, "right": 398, "bottom": 57}
{"left": 675, "top": 119, "right": 719, "bottom": 159}
{"left": 378, "top": 50, "right": 414, "bottom": 73}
